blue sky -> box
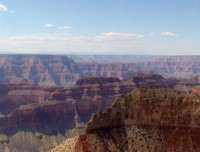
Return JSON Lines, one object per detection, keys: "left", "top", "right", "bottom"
{"left": 0, "top": 0, "right": 200, "bottom": 55}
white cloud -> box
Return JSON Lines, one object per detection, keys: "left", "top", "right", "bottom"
{"left": 161, "top": 31, "right": 177, "bottom": 37}
{"left": 44, "top": 23, "right": 53, "bottom": 27}
{"left": 1, "top": 31, "right": 197, "bottom": 55}
{"left": 58, "top": 25, "right": 71, "bottom": 30}
{"left": 7, "top": 32, "right": 146, "bottom": 54}
{"left": 10, "top": 32, "right": 145, "bottom": 43}
{"left": 10, "top": 35, "right": 69, "bottom": 43}
{"left": 93, "top": 32, "right": 145, "bottom": 41}
{"left": 0, "top": 4, "right": 8, "bottom": 12}
{"left": 72, "top": 32, "right": 145, "bottom": 42}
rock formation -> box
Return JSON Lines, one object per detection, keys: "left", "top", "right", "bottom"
{"left": 48, "top": 87, "right": 200, "bottom": 152}
{"left": 0, "top": 55, "right": 81, "bottom": 86}
{"left": 0, "top": 53, "right": 199, "bottom": 151}
{"left": 192, "top": 86, "right": 200, "bottom": 96}
{"left": 0, "top": 55, "right": 200, "bottom": 86}
{"left": 0, "top": 73, "right": 199, "bottom": 152}
{"left": 0, "top": 76, "right": 137, "bottom": 152}
{"left": 78, "top": 55, "right": 200, "bottom": 80}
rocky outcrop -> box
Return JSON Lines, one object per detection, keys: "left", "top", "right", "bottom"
{"left": 192, "top": 87, "right": 200, "bottom": 96}
{"left": 86, "top": 88, "right": 200, "bottom": 132}
{"left": 49, "top": 88, "right": 200, "bottom": 152}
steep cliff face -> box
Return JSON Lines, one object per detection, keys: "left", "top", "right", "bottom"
{"left": 78, "top": 56, "right": 200, "bottom": 80}
{"left": 0, "top": 74, "right": 184, "bottom": 152}
{"left": 49, "top": 88, "right": 200, "bottom": 152}
{"left": 78, "top": 63, "right": 139, "bottom": 80}
{"left": 0, "top": 76, "right": 137, "bottom": 152}
{"left": 0, "top": 55, "right": 200, "bottom": 87}
{"left": 0, "top": 55, "right": 81, "bottom": 86}
{"left": 153, "top": 56, "right": 200, "bottom": 78}
{"left": 86, "top": 88, "right": 200, "bottom": 132}
{"left": 0, "top": 74, "right": 198, "bottom": 152}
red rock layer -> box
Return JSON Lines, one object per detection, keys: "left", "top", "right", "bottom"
{"left": 48, "top": 88, "right": 200, "bottom": 152}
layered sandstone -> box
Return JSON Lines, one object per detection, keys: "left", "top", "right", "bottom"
{"left": 0, "top": 76, "right": 137, "bottom": 152}
{"left": 0, "top": 55, "right": 81, "bottom": 86}
{"left": 86, "top": 88, "right": 200, "bottom": 132}
{"left": 0, "top": 55, "right": 200, "bottom": 87}
{"left": 0, "top": 74, "right": 199, "bottom": 152}
{"left": 49, "top": 88, "right": 200, "bottom": 152}
{"left": 78, "top": 55, "right": 200, "bottom": 80}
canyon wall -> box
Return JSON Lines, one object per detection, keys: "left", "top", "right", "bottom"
{"left": 0, "top": 76, "right": 137, "bottom": 152}
{"left": 0, "top": 74, "right": 186, "bottom": 152}
{"left": 48, "top": 87, "right": 200, "bottom": 152}
{"left": 0, "top": 55, "right": 81, "bottom": 86}
{"left": 0, "top": 55, "right": 199, "bottom": 86}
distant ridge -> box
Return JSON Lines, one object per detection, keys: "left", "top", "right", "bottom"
{"left": 0, "top": 55, "right": 199, "bottom": 86}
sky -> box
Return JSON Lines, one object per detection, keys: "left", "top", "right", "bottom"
{"left": 0, "top": 0, "right": 200, "bottom": 55}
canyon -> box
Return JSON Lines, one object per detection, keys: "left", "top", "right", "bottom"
{"left": 0, "top": 73, "right": 194, "bottom": 152}
{"left": 49, "top": 87, "right": 200, "bottom": 152}
{"left": 0, "top": 76, "right": 134, "bottom": 152}
{"left": 1, "top": 73, "right": 200, "bottom": 152}
{"left": 0, "top": 54, "right": 199, "bottom": 151}
{"left": 0, "top": 55, "right": 199, "bottom": 86}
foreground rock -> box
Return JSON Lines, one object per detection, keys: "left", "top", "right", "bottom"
{"left": 49, "top": 88, "right": 200, "bottom": 152}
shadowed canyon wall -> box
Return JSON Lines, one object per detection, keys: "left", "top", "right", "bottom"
{"left": 48, "top": 88, "right": 200, "bottom": 152}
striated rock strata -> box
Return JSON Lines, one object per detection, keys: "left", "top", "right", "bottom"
{"left": 49, "top": 88, "right": 200, "bottom": 152}
{"left": 0, "top": 74, "right": 198, "bottom": 152}
{"left": 0, "top": 55, "right": 200, "bottom": 86}
{"left": 0, "top": 76, "right": 137, "bottom": 152}
{"left": 0, "top": 55, "right": 81, "bottom": 86}
{"left": 78, "top": 55, "right": 200, "bottom": 80}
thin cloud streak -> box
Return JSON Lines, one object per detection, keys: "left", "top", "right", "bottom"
{"left": 5, "top": 32, "right": 147, "bottom": 54}
{"left": 2, "top": 32, "right": 196, "bottom": 55}
{"left": 10, "top": 32, "right": 145, "bottom": 43}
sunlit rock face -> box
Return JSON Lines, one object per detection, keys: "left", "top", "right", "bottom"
{"left": 0, "top": 55, "right": 200, "bottom": 87}
{"left": 77, "top": 55, "right": 200, "bottom": 79}
{"left": 48, "top": 88, "right": 200, "bottom": 152}
{"left": 0, "top": 55, "right": 81, "bottom": 86}
{"left": 192, "top": 86, "right": 200, "bottom": 96}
